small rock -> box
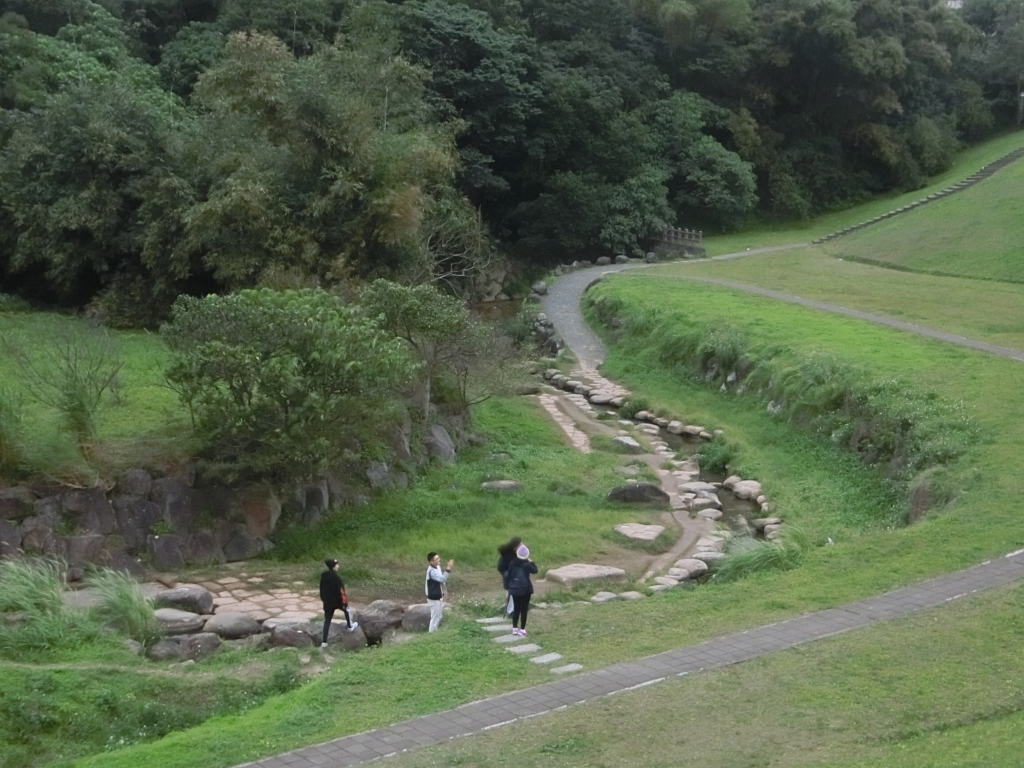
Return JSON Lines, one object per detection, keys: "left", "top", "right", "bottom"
{"left": 184, "top": 632, "right": 222, "bottom": 661}
{"left": 751, "top": 517, "right": 781, "bottom": 532}
{"left": 653, "top": 576, "right": 679, "bottom": 587}
{"left": 591, "top": 592, "right": 619, "bottom": 603}
{"left": 697, "top": 509, "right": 723, "bottom": 521}
{"left": 732, "top": 480, "right": 763, "bottom": 499}
{"left": 612, "top": 436, "right": 642, "bottom": 452}
{"left": 480, "top": 480, "right": 523, "bottom": 493}
{"left": 618, "top": 591, "right": 645, "bottom": 600}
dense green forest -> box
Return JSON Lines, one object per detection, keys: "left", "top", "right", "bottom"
{"left": 0, "top": 0, "right": 1021, "bottom": 324}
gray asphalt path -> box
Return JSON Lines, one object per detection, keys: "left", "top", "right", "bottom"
{"left": 543, "top": 247, "right": 1024, "bottom": 367}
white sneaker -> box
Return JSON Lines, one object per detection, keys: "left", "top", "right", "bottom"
{"left": 348, "top": 622, "right": 359, "bottom": 631}
{"left": 320, "top": 642, "right": 328, "bottom": 649}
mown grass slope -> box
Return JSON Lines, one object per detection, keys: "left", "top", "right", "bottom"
{"left": 700, "top": 129, "right": 1024, "bottom": 256}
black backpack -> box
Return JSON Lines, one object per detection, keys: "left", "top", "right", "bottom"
{"left": 505, "top": 562, "right": 530, "bottom": 595}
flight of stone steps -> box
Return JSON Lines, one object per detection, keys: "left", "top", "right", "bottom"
{"left": 812, "top": 144, "right": 1024, "bottom": 244}
{"left": 476, "top": 617, "right": 583, "bottom": 675}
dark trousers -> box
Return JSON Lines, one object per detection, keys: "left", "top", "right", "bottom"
{"left": 323, "top": 605, "right": 353, "bottom": 643}
{"left": 511, "top": 593, "right": 531, "bottom": 629}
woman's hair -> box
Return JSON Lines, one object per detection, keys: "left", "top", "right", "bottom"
{"left": 497, "top": 536, "right": 523, "bottom": 556}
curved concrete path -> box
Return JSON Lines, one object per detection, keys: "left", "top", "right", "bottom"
{"left": 543, "top": 254, "right": 1024, "bottom": 368}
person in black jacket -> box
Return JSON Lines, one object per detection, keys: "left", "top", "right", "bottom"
{"left": 319, "top": 559, "right": 358, "bottom": 648}
{"left": 504, "top": 544, "right": 538, "bottom": 636}
{"left": 496, "top": 536, "right": 522, "bottom": 614}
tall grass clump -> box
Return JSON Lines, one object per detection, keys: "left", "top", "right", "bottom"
{"left": 715, "top": 527, "right": 808, "bottom": 582}
{"left": 0, "top": 558, "right": 99, "bottom": 657}
{"left": 87, "top": 569, "right": 161, "bottom": 645}
{"left": 0, "top": 387, "right": 26, "bottom": 478}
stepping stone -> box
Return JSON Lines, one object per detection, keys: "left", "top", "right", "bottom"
{"left": 548, "top": 564, "right": 627, "bottom": 587}
{"left": 493, "top": 633, "right": 526, "bottom": 644}
{"left": 477, "top": 617, "right": 510, "bottom": 624}
{"left": 482, "top": 624, "right": 513, "bottom": 632}
{"left": 551, "top": 663, "right": 584, "bottom": 674}
{"left": 614, "top": 523, "right": 665, "bottom": 541}
{"left": 591, "top": 591, "right": 619, "bottom": 604}
{"left": 617, "top": 591, "right": 645, "bottom": 600}
{"left": 653, "top": 576, "right": 679, "bottom": 587}
{"left": 530, "top": 653, "right": 563, "bottom": 664}
{"left": 649, "top": 585, "right": 670, "bottom": 593}
{"left": 507, "top": 643, "right": 541, "bottom": 654}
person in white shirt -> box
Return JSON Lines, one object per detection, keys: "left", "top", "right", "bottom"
{"left": 425, "top": 551, "right": 453, "bottom": 632}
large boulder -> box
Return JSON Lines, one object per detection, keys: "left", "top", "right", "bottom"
{"left": 222, "top": 528, "right": 268, "bottom": 562}
{"left": 307, "top": 620, "right": 367, "bottom": 651}
{"left": 0, "top": 487, "right": 35, "bottom": 520}
{"left": 731, "top": 480, "right": 763, "bottom": 500}
{"left": 185, "top": 530, "right": 226, "bottom": 565}
{"left": 423, "top": 425, "right": 457, "bottom": 463}
{"left": 62, "top": 491, "right": 115, "bottom": 535}
{"left": 146, "top": 637, "right": 188, "bottom": 661}
{"left": 148, "top": 534, "right": 185, "bottom": 571}
{"left": 366, "top": 461, "right": 394, "bottom": 491}
{"left": 155, "top": 586, "right": 214, "bottom": 615}
{"left": 612, "top": 436, "right": 642, "bottom": 453}
{"left": 111, "top": 496, "right": 163, "bottom": 552}
{"left": 354, "top": 600, "right": 406, "bottom": 644}
{"left": 293, "top": 479, "right": 330, "bottom": 526}
{"left": 152, "top": 477, "right": 193, "bottom": 534}
{"left": 117, "top": 469, "right": 153, "bottom": 498}
{"left": 64, "top": 533, "right": 105, "bottom": 566}
{"left": 531, "top": 281, "right": 548, "bottom": 296}
{"left": 183, "top": 632, "right": 222, "bottom": 661}
{"left": 19, "top": 514, "right": 56, "bottom": 553}
{"left": 271, "top": 624, "right": 314, "bottom": 648}
{"left": 0, "top": 519, "right": 22, "bottom": 555}
{"left": 607, "top": 483, "right": 670, "bottom": 504}
{"left": 236, "top": 488, "right": 281, "bottom": 539}
{"left": 204, "top": 612, "right": 261, "bottom": 639}
{"left": 401, "top": 604, "right": 432, "bottom": 632}
{"left": 155, "top": 608, "right": 206, "bottom": 635}
{"left": 546, "top": 564, "right": 627, "bottom": 587}
{"left": 671, "top": 558, "right": 709, "bottom": 579}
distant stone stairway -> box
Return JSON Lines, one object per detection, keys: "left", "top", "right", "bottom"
{"left": 812, "top": 143, "right": 1024, "bottom": 244}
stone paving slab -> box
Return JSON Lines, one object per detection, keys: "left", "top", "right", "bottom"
{"left": 507, "top": 643, "right": 541, "bottom": 654}
{"left": 235, "top": 551, "right": 1024, "bottom": 768}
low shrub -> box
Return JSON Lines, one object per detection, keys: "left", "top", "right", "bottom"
{"left": 618, "top": 397, "right": 650, "bottom": 420}
{"left": 697, "top": 438, "right": 737, "bottom": 475}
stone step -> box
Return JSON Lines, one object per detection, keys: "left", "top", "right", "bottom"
{"left": 551, "top": 663, "right": 584, "bottom": 674}
{"left": 493, "top": 633, "right": 526, "bottom": 644}
{"left": 507, "top": 643, "right": 541, "bottom": 654}
{"left": 530, "top": 653, "right": 563, "bottom": 664}
{"left": 476, "top": 616, "right": 509, "bottom": 624}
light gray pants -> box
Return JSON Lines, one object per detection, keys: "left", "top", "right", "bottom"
{"left": 428, "top": 599, "right": 444, "bottom": 632}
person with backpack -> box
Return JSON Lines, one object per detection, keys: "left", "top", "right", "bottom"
{"left": 496, "top": 536, "right": 522, "bottom": 615}
{"left": 319, "top": 558, "right": 358, "bottom": 648}
{"left": 504, "top": 544, "right": 538, "bottom": 636}
{"left": 425, "top": 551, "right": 453, "bottom": 632}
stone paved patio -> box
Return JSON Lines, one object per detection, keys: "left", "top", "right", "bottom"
{"left": 235, "top": 548, "right": 1024, "bottom": 768}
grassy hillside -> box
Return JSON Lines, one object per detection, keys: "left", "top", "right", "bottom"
{"left": 824, "top": 154, "right": 1024, "bottom": 282}
{"left": 700, "top": 129, "right": 1024, "bottom": 257}
{"left": 645, "top": 249, "right": 1024, "bottom": 351}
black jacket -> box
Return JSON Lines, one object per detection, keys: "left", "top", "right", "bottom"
{"left": 504, "top": 559, "right": 538, "bottom": 597}
{"left": 319, "top": 570, "right": 346, "bottom": 610}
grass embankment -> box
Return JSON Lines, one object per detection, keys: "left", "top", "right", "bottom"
{"left": 646, "top": 248, "right": 1024, "bottom": 352}
{"left": 0, "top": 311, "right": 188, "bottom": 482}
{"left": 700, "top": 129, "right": 1024, "bottom": 256}
{"left": 380, "top": 582, "right": 1024, "bottom": 768}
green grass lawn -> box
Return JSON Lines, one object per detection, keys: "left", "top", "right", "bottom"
{"left": 377, "top": 582, "right": 1024, "bottom": 768}
{"left": 823, "top": 153, "right": 1024, "bottom": 283}
{"left": 700, "top": 129, "right": 1024, "bottom": 257}
{"left": 0, "top": 310, "right": 188, "bottom": 482}
{"left": 644, "top": 248, "right": 1024, "bottom": 352}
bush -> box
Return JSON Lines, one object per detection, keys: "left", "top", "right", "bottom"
{"left": 697, "top": 438, "right": 736, "bottom": 475}
{"left": 161, "top": 289, "right": 414, "bottom": 483}
{"left": 618, "top": 397, "right": 650, "bottom": 420}
{"left": 87, "top": 569, "right": 161, "bottom": 645}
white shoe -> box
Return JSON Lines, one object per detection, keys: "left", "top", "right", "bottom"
{"left": 321, "top": 642, "right": 328, "bottom": 649}
{"left": 349, "top": 622, "right": 359, "bottom": 631}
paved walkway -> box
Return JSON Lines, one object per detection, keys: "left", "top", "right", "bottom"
{"left": 238, "top": 549, "right": 1024, "bottom": 768}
